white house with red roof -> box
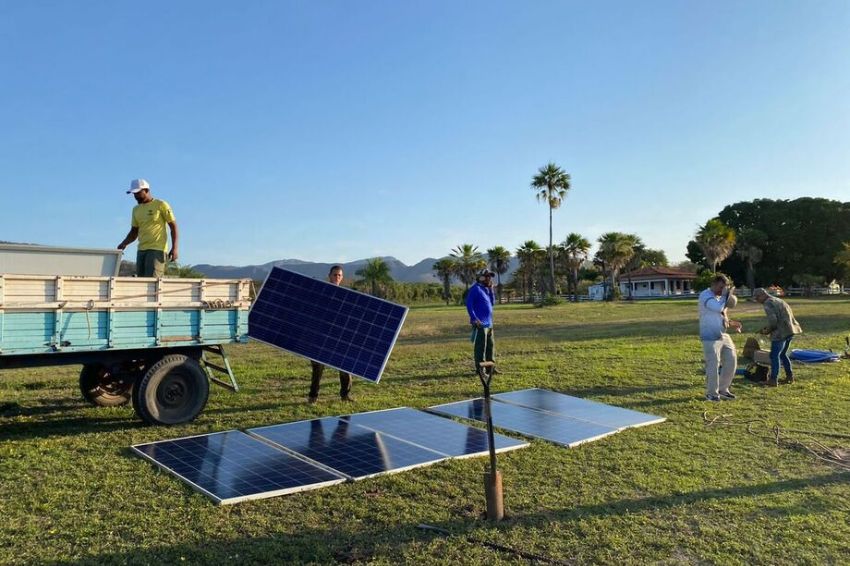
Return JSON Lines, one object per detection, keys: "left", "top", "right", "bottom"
{"left": 619, "top": 266, "right": 698, "bottom": 297}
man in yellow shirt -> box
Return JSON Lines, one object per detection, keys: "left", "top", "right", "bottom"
{"left": 117, "top": 179, "right": 179, "bottom": 277}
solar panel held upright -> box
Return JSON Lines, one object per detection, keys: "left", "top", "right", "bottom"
{"left": 248, "top": 267, "right": 408, "bottom": 383}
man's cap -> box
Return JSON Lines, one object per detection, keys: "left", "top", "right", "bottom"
{"left": 477, "top": 269, "right": 495, "bottom": 278}
{"left": 126, "top": 179, "right": 150, "bottom": 194}
{"left": 753, "top": 287, "right": 768, "bottom": 297}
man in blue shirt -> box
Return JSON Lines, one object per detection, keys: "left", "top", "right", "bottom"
{"left": 466, "top": 269, "right": 497, "bottom": 374}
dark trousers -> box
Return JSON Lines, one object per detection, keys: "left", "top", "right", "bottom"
{"left": 472, "top": 326, "right": 495, "bottom": 373}
{"left": 769, "top": 336, "right": 794, "bottom": 381}
{"left": 309, "top": 361, "right": 352, "bottom": 399}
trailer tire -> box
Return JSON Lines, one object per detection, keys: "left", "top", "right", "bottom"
{"left": 135, "top": 354, "right": 209, "bottom": 425}
{"left": 79, "top": 364, "right": 134, "bottom": 407}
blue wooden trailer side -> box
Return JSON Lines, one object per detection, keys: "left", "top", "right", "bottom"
{"left": 0, "top": 275, "right": 252, "bottom": 425}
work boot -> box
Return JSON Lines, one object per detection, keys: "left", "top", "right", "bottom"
{"left": 307, "top": 395, "right": 318, "bottom": 404}
{"left": 764, "top": 379, "right": 778, "bottom": 387}
{"left": 781, "top": 374, "right": 795, "bottom": 384}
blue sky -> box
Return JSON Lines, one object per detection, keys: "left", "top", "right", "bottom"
{"left": 1, "top": 1, "right": 847, "bottom": 267}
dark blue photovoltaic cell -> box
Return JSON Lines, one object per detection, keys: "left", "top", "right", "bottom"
{"left": 248, "top": 267, "right": 408, "bottom": 382}
{"left": 341, "top": 408, "right": 528, "bottom": 457}
{"left": 428, "top": 399, "right": 619, "bottom": 448}
{"left": 131, "top": 431, "right": 345, "bottom": 504}
{"left": 248, "top": 418, "right": 447, "bottom": 480}
{"left": 492, "top": 388, "right": 666, "bottom": 430}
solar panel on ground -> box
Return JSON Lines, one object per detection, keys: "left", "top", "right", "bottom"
{"left": 248, "top": 267, "right": 408, "bottom": 383}
{"left": 131, "top": 430, "right": 346, "bottom": 505}
{"left": 428, "top": 399, "right": 619, "bottom": 448}
{"left": 493, "top": 388, "right": 666, "bottom": 430}
{"left": 341, "top": 407, "right": 528, "bottom": 458}
{"left": 248, "top": 417, "right": 447, "bottom": 480}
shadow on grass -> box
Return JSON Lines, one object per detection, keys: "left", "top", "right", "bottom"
{"left": 0, "top": 414, "right": 141, "bottom": 441}
{"left": 53, "top": 471, "right": 848, "bottom": 565}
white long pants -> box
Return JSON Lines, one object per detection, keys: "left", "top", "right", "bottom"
{"left": 702, "top": 334, "right": 737, "bottom": 396}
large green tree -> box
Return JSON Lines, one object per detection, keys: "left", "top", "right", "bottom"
{"left": 561, "top": 232, "right": 590, "bottom": 302}
{"left": 355, "top": 257, "right": 394, "bottom": 297}
{"left": 486, "top": 246, "right": 511, "bottom": 302}
{"left": 595, "top": 232, "right": 639, "bottom": 299}
{"left": 735, "top": 227, "right": 767, "bottom": 290}
{"left": 450, "top": 244, "right": 485, "bottom": 292}
{"left": 432, "top": 258, "right": 456, "bottom": 305}
{"left": 695, "top": 218, "right": 736, "bottom": 273}
{"left": 834, "top": 242, "right": 850, "bottom": 289}
{"left": 531, "top": 162, "right": 571, "bottom": 295}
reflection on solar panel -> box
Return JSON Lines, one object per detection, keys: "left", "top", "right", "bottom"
{"left": 248, "top": 417, "right": 447, "bottom": 480}
{"left": 493, "top": 388, "right": 666, "bottom": 430}
{"left": 428, "top": 399, "right": 619, "bottom": 448}
{"left": 248, "top": 267, "right": 408, "bottom": 383}
{"left": 341, "top": 407, "right": 528, "bottom": 458}
{"left": 131, "top": 430, "right": 345, "bottom": 505}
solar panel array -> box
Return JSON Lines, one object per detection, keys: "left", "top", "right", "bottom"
{"left": 131, "top": 431, "right": 345, "bottom": 505}
{"left": 428, "top": 399, "right": 619, "bottom": 448}
{"left": 248, "top": 267, "right": 408, "bottom": 383}
{"left": 428, "top": 388, "right": 665, "bottom": 448}
{"left": 493, "top": 388, "right": 666, "bottom": 430}
{"left": 247, "top": 417, "right": 448, "bottom": 480}
{"left": 341, "top": 407, "right": 528, "bottom": 459}
{"left": 134, "top": 407, "right": 529, "bottom": 503}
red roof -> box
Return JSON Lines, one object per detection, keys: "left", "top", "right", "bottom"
{"left": 624, "top": 266, "right": 697, "bottom": 280}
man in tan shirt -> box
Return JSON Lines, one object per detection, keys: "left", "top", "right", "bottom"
{"left": 754, "top": 288, "right": 802, "bottom": 386}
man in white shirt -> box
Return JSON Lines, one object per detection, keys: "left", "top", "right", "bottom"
{"left": 698, "top": 274, "right": 740, "bottom": 401}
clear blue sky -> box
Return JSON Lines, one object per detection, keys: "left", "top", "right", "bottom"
{"left": 1, "top": 1, "right": 847, "bottom": 267}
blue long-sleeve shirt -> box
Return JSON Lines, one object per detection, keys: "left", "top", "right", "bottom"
{"left": 466, "top": 283, "right": 495, "bottom": 327}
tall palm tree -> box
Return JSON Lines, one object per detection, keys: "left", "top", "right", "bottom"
{"left": 531, "top": 162, "right": 571, "bottom": 295}
{"left": 432, "top": 258, "right": 456, "bottom": 306}
{"left": 596, "top": 232, "right": 639, "bottom": 299}
{"left": 695, "top": 218, "right": 736, "bottom": 273}
{"left": 515, "top": 240, "right": 544, "bottom": 302}
{"left": 486, "top": 246, "right": 511, "bottom": 302}
{"left": 736, "top": 227, "right": 767, "bottom": 290}
{"left": 450, "top": 244, "right": 485, "bottom": 292}
{"left": 562, "top": 232, "right": 590, "bottom": 302}
{"left": 355, "top": 257, "right": 394, "bottom": 298}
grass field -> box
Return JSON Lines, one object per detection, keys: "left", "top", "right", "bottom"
{"left": 1, "top": 297, "right": 849, "bottom": 565}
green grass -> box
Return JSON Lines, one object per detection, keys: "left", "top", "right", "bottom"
{"left": 2, "top": 298, "right": 849, "bottom": 565}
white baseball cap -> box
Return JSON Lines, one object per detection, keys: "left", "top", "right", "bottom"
{"left": 127, "top": 179, "right": 150, "bottom": 194}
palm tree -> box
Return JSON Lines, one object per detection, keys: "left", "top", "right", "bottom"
{"left": 432, "top": 258, "right": 456, "bottom": 305}
{"left": 736, "top": 228, "right": 767, "bottom": 290}
{"left": 562, "top": 232, "right": 591, "bottom": 302}
{"left": 620, "top": 237, "right": 648, "bottom": 299}
{"left": 595, "top": 232, "right": 639, "bottom": 299}
{"left": 487, "top": 246, "right": 511, "bottom": 303}
{"left": 515, "top": 240, "right": 545, "bottom": 302}
{"left": 450, "top": 244, "right": 485, "bottom": 292}
{"left": 355, "top": 257, "right": 394, "bottom": 297}
{"left": 531, "top": 162, "right": 571, "bottom": 295}
{"left": 695, "top": 218, "right": 736, "bottom": 273}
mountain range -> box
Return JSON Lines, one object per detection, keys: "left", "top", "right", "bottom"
{"left": 191, "top": 257, "right": 444, "bottom": 283}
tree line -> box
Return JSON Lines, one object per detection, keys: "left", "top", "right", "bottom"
{"left": 688, "top": 197, "right": 850, "bottom": 289}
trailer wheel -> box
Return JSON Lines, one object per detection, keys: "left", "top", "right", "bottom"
{"left": 134, "top": 354, "right": 209, "bottom": 425}
{"left": 79, "top": 364, "right": 134, "bottom": 407}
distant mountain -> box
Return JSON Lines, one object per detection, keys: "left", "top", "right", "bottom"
{"left": 192, "top": 256, "right": 443, "bottom": 283}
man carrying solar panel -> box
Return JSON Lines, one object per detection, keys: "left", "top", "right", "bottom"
{"left": 467, "top": 268, "right": 497, "bottom": 374}
{"left": 307, "top": 265, "right": 354, "bottom": 403}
